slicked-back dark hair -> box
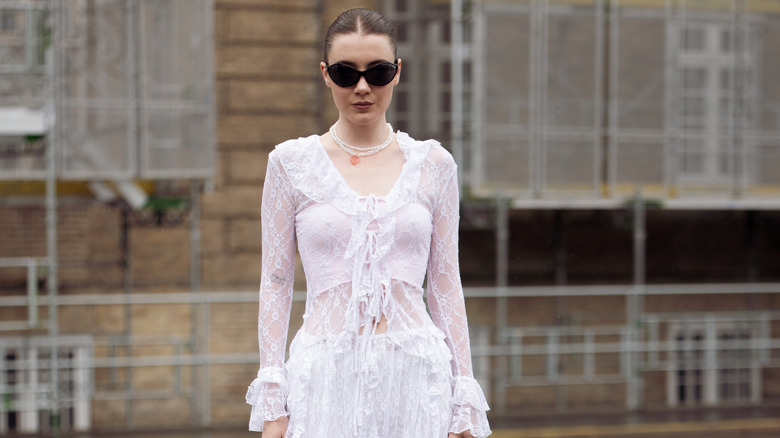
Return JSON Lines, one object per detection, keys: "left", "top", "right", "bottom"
{"left": 324, "top": 8, "right": 397, "bottom": 64}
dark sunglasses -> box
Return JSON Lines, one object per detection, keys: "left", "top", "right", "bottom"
{"left": 326, "top": 61, "right": 399, "bottom": 87}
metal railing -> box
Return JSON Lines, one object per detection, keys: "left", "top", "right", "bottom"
{"left": 0, "top": 257, "right": 48, "bottom": 330}
{"left": 1, "top": 284, "right": 779, "bottom": 430}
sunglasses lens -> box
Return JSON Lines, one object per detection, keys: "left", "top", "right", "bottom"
{"left": 327, "top": 62, "right": 398, "bottom": 87}
{"left": 328, "top": 64, "right": 360, "bottom": 87}
{"left": 365, "top": 63, "right": 397, "bottom": 86}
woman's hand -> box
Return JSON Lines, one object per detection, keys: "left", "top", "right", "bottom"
{"left": 449, "top": 431, "right": 475, "bottom": 438}
{"left": 263, "top": 416, "right": 289, "bottom": 438}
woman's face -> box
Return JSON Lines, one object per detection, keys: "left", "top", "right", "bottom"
{"left": 321, "top": 32, "right": 401, "bottom": 128}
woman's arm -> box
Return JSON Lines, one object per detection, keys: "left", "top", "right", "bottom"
{"left": 427, "top": 155, "right": 491, "bottom": 438}
{"left": 246, "top": 151, "right": 297, "bottom": 433}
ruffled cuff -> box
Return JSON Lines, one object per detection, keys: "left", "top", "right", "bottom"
{"left": 449, "top": 375, "right": 492, "bottom": 438}
{"left": 245, "top": 367, "right": 289, "bottom": 432}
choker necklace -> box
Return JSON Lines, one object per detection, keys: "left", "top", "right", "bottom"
{"left": 330, "top": 121, "right": 394, "bottom": 165}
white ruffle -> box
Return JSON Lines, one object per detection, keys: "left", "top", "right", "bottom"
{"left": 274, "top": 132, "right": 433, "bottom": 216}
{"left": 246, "top": 367, "right": 289, "bottom": 432}
{"left": 283, "top": 331, "right": 457, "bottom": 437}
{"left": 450, "top": 375, "right": 492, "bottom": 438}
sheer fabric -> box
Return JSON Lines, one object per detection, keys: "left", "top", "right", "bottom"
{"left": 246, "top": 132, "right": 491, "bottom": 437}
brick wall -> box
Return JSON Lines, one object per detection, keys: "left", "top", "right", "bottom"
{"left": 0, "top": 203, "right": 125, "bottom": 291}
{"left": 202, "top": 0, "right": 379, "bottom": 426}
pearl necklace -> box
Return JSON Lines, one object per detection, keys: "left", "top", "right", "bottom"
{"left": 330, "top": 121, "right": 394, "bottom": 165}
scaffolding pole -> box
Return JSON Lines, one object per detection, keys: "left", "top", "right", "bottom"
{"left": 494, "top": 193, "right": 509, "bottom": 414}
{"left": 626, "top": 186, "right": 646, "bottom": 409}
{"left": 46, "top": 0, "right": 61, "bottom": 433}
{"left": 451, "top": 0, "right": 465, "bottom": 198}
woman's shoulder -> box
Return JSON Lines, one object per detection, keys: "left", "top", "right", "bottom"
{"left": 265, "top": 134, "right": 338, "bottom": 203}
{"left": 397, "top": 131, "right": 455, "bottom": 168}
{"left": 270, "top": 134, "right": 320, "bottom": 161}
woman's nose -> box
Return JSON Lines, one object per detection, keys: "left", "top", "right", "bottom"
{"left": 354, "top": 75, "right": 371, "bottom": 93}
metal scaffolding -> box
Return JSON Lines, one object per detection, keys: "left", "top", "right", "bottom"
{"left": 390, "top": 0, "right": 780, "bottom": 208}
{"left": 0, "top": 0, "right": 215, "bottom": 433}
{"left": 1, "top": 283, "right": 780, "bottom": 423}
{"left": 386, "top": 0, "right": 780, "bottom": 417}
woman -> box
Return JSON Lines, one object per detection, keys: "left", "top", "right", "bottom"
{"left": 245, "top": 8, "right": 491, "bottom": 438}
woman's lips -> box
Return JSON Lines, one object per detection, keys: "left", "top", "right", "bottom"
{"left": 352, "top": 102, "right": 373, "bottom": 110}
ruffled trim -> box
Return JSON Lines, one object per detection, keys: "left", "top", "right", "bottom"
{"left": 386, "top": 325, "right": 449, "bottom": 359}
{"left": 450, "top": 375, "right": 492, "bottom": 438}
{"left": 273, "top": 132, "right": 433, "bottom": 217}
{"left": 274, "top": 135, "right": 349, "bottom": 212}
{"left": 288, "top": 326, "right": 449, "bottom": 359}
{"left": 246, "top": 367, "right": 289, "bottom": 432}
{"left": 384, "top": 131, "right": 433, "bottom": 210}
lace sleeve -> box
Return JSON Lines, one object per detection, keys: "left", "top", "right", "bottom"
{"left": 427, "top": 156, "right": 491, "bottom": 438}
{"left": 246, "top": 151, "right": 296, "bottom": 431}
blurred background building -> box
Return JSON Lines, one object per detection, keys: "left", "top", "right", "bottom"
{"left": 0, "top": 0, "right": 779, "bottom": 435}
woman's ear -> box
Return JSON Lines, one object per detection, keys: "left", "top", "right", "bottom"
{"left": 394, "top": 58, "right": 402, "bottom": 85}
{"left": 320, "top": 62, "right": 331, "bottom": 87}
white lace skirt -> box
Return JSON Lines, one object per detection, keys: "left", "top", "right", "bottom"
{"left": 283, "top": 330, "right": 454, "bottom": 438}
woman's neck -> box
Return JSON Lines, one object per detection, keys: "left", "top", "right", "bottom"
{"left": 335, "top": 118, "right": 390, "bottom": 147}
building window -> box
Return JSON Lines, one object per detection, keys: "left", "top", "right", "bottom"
{"left": 718, "top": 330, "right": 753, "bottom": 402}
{"left": 673, "top": 330, "right": 704, "bottom": 404}
{"left": 667, "top": 317, "right": 764, "bottom": 407}
{"left": 0, "top": 337, "right": 92, "bottom": 434}
{"left": 674, "top": 21, "right": 757, "bottom": 183}
{"left": 1, "top": 11, "right": 16, "bottom": 32}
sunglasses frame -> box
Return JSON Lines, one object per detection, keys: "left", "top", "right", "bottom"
{"left": 326, "top": 60, "right": 399, "bottom": 87}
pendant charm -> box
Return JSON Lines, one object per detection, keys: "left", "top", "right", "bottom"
{"left": 330, "top": 121, "right": 395, "bottom": 166}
